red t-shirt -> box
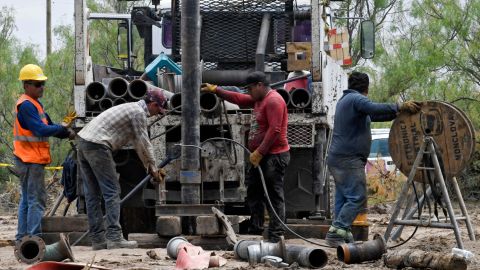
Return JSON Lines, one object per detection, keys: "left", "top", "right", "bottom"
{"left": 216, "top": 89, "right": 290, "bottom": 155}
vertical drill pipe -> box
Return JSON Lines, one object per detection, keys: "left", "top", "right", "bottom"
{"left": 255, "top": 13, "right": 271, "bottom": 72}
{"left": 107, "top": 77, "right": 128, "bottom": 98}
{"left": 86, "top": 82, "right": 107, "bottom": 105}
{"left": 181, "top": 0, "right": 201, "bottom": 206}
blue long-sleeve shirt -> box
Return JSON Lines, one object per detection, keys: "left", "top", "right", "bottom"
{"left": 17, "top": 100, "right": 69, "bottom": 139}
{"left": 327, "top": 89, "right": 398, "bottom": 168}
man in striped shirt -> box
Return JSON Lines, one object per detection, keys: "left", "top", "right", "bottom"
{"left": 77, "top": 89, "right": 167, "bottom": 250}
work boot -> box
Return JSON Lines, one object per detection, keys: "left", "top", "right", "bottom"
{"left": 345, "top": 231, "right": 354, "bottom": 243}
{"left": 325, "top": 226, "right": 349, "bottom": 248}
{"left": 107, "top": 238, "right": 138, "bottom": 249}
{"left": 92, "top": 241, "right": 107, "bottom": 250}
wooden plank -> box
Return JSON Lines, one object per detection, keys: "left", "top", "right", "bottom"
{"left": 41, "top": 216, "right": 89, "bottom": 232}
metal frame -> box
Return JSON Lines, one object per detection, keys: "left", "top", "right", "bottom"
{"left": 384, "top": 137, "right": 476, "bottom": 249}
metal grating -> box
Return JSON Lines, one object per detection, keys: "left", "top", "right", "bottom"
{"left": 172, "top": 0, "right": 292, "bottom": 70}
{"left": 287, "top": 124, "right": 314, "bottom": 148}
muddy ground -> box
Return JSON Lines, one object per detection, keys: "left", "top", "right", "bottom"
{"left": 0, "top": 202, "right": 478, "bottom": 270}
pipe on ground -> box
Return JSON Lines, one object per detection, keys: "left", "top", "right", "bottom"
{"left": 337, "top": 234, "right": 386, "bottom": 264}
{"left": 14, "top": 234, "right": 74, "bottom": 264}
{"left": 234, "top": 239, "right": 328, "bottom": 268}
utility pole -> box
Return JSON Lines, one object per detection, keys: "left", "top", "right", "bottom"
{"left": 46, "top": 0, "right": 52, "bottom": 56}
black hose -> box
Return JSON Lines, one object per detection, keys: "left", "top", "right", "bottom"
{"left": 201, "top": 137, "right": 333, "bottom": 248}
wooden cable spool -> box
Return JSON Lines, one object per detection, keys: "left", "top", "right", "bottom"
{"left": 389, "top": 101, "right": 475, "bottom": 181}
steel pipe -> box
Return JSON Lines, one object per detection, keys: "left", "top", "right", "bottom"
{"left": 86, "top": 82, "right": 107, "bottom": 105}
{"left": 113, "top": 98, "right": 127, "bottom": 106}
{"left": 128, "top": 79, "right": 175, "bottom": 101}
{"left": 235, "top": 239, "right": 327, "bottom": 268}
{"left": 166, "top": 236, "right": 189, "bottom": 259}
{"left": 275, "top": 88, "right": 291, "bottom": 106}
{"left": 202, "top": 70, "right": 250, "bottom": 86}
{"left": 169, "top": 93, "right": 182, "bottom": 113}
{"left": 256, "top": 13, "right": 271, "bottom": 72}
{"left": 107, "top": 77, "right": 128, "bottom": 98}
{"left": 284, "top": 245, "right": 328, "bottom": 268}
{"left": 99, "top": 98, "right": 113, "bottom": 111}
{"left": 290, "top": 88, "right": 311, "bottom": 109}
{"left": 200, "top": 91, "right": 221, "bottom": 117}
{"left": 14, "top": 234, "right": 74, "bottom": 264}
{"left": 337, "top": 234, "right": 386, "bottom": 264}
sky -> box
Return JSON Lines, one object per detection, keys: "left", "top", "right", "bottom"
{"left": 2, "top": 0, "right": 74, "bottom": 59}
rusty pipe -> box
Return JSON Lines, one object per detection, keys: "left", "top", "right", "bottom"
{"left": 108, "top": 77, "right": 128, "bottom": 98}
{"left": 99, "top": 98, "right": 113, "bottom": 111}
{"left": 86, "top": 82, "right": 107, "bottom": 105}
{"left": 337, "top": 234, "right": 386, "bottom": 264}
{"left": 290, "top": 88, "right": 311, "bottom": 109}
{"left": 275, "top": 88, "right": 291, "bottom": 106}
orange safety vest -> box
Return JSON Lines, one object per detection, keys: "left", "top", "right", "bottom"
{"left": 13, "top": 94, "right": 51, "bottom": 164}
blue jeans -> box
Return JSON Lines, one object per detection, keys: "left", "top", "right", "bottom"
{"left": 77, "top": 138, "right": 122, "bottom": 243}
{"left": 329, "top": 165, "right": 367, "bottom": 230}
{"left": 15, "top": 157, "right": 46, "bottom": 241}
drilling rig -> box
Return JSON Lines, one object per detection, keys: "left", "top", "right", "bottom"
{"left": 49, "top": 0, "right": 376, "bottom": 244}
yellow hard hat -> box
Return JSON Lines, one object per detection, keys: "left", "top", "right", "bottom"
{"left": 18, "top": 64, "right": 48, "bottom": 81}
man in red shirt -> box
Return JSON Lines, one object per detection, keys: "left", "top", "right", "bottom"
{"left": 202, "top": 71, "right": 290, "bottom": 242}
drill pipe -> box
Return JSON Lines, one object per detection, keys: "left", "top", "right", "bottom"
{"left": 99, "top": 98, "right": 113, "bottom": 111}
{"left": 86, "top": 82, "right": 107, "bottom": 105}
{"left": 290, "top": 88, "right": 311, "bottom": 109}
{"left": 113, "top": 98, "right": 127, "bottom": 106}
{"left": 275, "top": 88, "right": 291, "bottom": 106}
{"left": 337, "top": 234, "right": 386, "bottom": 264}
{"left": 107, "top": 77, "right": 128, "bottom": 98}
{"left": 234, "top": 239, "right": 328, "bottom": 268}
{"left": 128, "top": 79, "right": 175, "bottom": 100}
{"left": 169, "top": 93, "right": 182, "bottom": 113}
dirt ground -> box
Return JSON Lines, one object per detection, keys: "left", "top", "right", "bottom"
{"left": 0, "top": 202, "right": 479, "bottom": 270}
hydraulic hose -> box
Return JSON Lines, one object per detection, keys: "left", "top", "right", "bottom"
{"left": 201, "top": 137, "right": 333, "bottom": 248}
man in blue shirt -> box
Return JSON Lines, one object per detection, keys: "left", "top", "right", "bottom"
{"left": 325, "top": 71, "right": 421, "bottom": 247}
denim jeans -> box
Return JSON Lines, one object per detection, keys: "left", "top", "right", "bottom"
{"left": 247, "top": 151, "right": 290, "bottom": 241}
{"left": 77, "top": 138, "right": 122, "bottom": 243}
{"left": 329, "top": 165, "right": 367, "bottom": 230}
{"left": 15, "top": 157, "right": 46, "bottom": 241}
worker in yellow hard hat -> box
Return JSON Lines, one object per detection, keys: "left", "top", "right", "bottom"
{"left": 13, "top": 64, "right": 75, "bottom": 242}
